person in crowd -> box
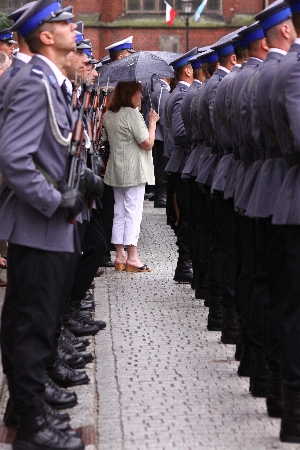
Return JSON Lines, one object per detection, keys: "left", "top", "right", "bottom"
{"left": 102, "top": 81, "right": 159, "bottom": 272}
{"left": 0, "top": 0, "right": 85, "bottom": 447}
{"left": 0, "top": 28, "right": 16, "bottom": 58}
{"left": 0, "top": 50, "right": 11, "bottom": 75}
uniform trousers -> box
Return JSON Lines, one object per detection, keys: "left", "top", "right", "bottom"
{"left": 172, "top": 173, "right": 191, "bottom": 255}
{"left": 112, "top": 184, "right": 145, "bottom": 246}
{"left": 281, "top": 225, "right": 300, "bottom": 389}
{"left": 1, "top": 243, "right": 74, "bottom": 405}
{"left": 221, "top": 198, "right": 236, "bottom": 308}
{"left": 207, "top": 192, "right": 223, "bottom": 298}
{"left": 70, "top": 206, "right": 107, "bottom": 304}
{"left": 152, "top": 140, "right": 168, "bottom": 198}
{"left": 263, "top": 220, "right": 286, "bottom": 374}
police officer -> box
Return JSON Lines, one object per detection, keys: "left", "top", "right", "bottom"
{"left": 269, "top": 0, "right": 300, "bottom": 441}
{"left": 181, "top": 51, "right": 206, "bottom": 296}
{"left": 105, "top": 35, "right": 135, "bottom": 61}
{"left": 150, "top": 77, "right": 170, "bottom": 207}
{"left": 211, "top": 30, "right": 245, "bottom": 345}
{"left": 223, "top": 23, "right": 267, "bottom": 385}
{"left": 197, "top": 41, "right": 236, "bottom": 332}
{"left": 0, "top": 28, "right": 16, "bottom": 57}
{"left": 166, "top": 48, "right": 197, "bottom": 283}
{"left": 243, "top": 0, "right": 295, "bottom": 418}
{"left": 0, "top": 0, "right": 85, "bottom": 447}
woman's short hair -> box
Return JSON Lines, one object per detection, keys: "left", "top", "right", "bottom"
{"left": 108, "top": 81, "right": 142, "bottom": 112}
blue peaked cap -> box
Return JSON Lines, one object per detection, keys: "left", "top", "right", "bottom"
{"left": 11, "top": 0, "right": 74, "bottom": 37}
{"left": 286, "top": 0, "right": 300, "bottom": 13}
{"left": 189, "top": 46, "right": 210, "bottom": 68}
{"left": 0, "top": 28, "right": 16, "bottom": 43}
{"left": 170, "top": 47, "right": 198, "bottom": 69}
{"left": 256, "top": 0, "right": 291, "bottom": 32}
{"left": 199, "top": 49, "right": 218, "bottom": 64}
{"left": 238, "top": 21, "right": 265, "bottom": 46}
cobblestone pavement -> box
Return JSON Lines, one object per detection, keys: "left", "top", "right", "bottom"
{"left": 0, "top": 202, "right": 300, "bottom": 449}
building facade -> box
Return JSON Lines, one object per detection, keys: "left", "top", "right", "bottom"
{"left": 0, "top": 0, "right": 274, "bottom": 59}
{"left": 69, "top": 0, "right": 273, "bottom": 59}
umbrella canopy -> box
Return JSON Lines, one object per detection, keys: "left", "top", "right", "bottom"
{"left": 98, "top": 51, "right": 174, "bottom": 84}
{"left": 146, "top": 51, "right": 182, "bottom": 64}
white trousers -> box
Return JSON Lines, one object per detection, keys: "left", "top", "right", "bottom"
{"left": 111, "top": 184, "right": 145, "bottom": 246}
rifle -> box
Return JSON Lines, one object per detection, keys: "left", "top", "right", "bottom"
{"left": 67, "top": 71, "right": 92, "bottom": 223}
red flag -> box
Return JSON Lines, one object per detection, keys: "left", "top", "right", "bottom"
{"left": 165, "top": 1, "right": 176, "bottom": 26}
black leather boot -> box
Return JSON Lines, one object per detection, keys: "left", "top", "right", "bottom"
{"left": 58, "top": 337, "right": 86, "bottom": 369}
{"left": 44, "top": 374, "right": 77, "bottom": 410}
{"left": 13, "top": 398, "right": 84, "bottom": 450}
{"left": 61, "top": 327, "right": 89, "bottom": 350}
{"left": 237, "top": 333, "right": 251, "bottom": 376}
{"left": 280, "top": 386, "right": 300, "bottom": 443}
{"left": 250, "top": 348, "right": 268, "bottom": 398}
{"left": 207, "top": 296, "right": 223, "bottom": 331}
{"left": 47, "top": 358, "right": 89, "bottom": 388}
{"left": 173, "top": 254, "right": 193, "bottom": 284}
{"left": 4, "top": 396, "right": 70, "bottom": 430}
{"left": 221, "top": 306, "right": 238, "bottom": 344}
{"left": 267, "top": 370, "right": 283, "bottom": 418}
{"left": 235, "top": 328, "right": 243, "bottom": 361}
{"left": 63, "top": 309, "right": 100, "bottom": 337}
{"left": 194, "top": 270, "right": 208, "bottom": 299}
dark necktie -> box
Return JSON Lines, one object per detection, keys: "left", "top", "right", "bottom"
{"left": 61, "top": 79, "right": 72, "bottom": 105}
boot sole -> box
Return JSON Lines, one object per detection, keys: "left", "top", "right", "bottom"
{"left": 237, "top": 368, "right": 251, "bottom": 377}
{"left": 280, "top": 432, "right": 300, "bottom": 443}
{"left": 13, "top": 442, "right": 85, "bottom": 450}
{"left": 45, "top": 399, "right": 78, "bottom": 410}
{"left": 52, "top": 377, "right": 90, "bottom": 388}
{"left": 221, "top": 336, "right": 237, "bottom": 345}
{"left": 251, "top": 388, "right": 267, "bottom": 398}
{"left": 207, "top": 325, "right": 222, "bottom": 331}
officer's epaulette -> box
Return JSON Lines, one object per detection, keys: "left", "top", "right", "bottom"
{"left": 10, "top": 66, "right": 21, "bottom": 77}
{"left": 219, "top": 75, "right": 224, "bottom": 82}
{"left": 297, "top": 52, "right": 300, "bottom": 61}
{"left": 31, "top": 65, "right": 44, "bottom": 78}
{"left": 180, "top": 87, "right": 187, "bottom": 92}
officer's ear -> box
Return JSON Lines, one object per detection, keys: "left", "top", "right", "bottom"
{"left": 230, "top": 53, "right": 237, "bottom": 65}
{"left": 261, "top": 37, "right": 269, "bottom": 52}
{"left": 39, "top": 30, "right": 55, "bottom": 46}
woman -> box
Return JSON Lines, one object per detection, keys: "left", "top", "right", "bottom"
{"left": 102, "top": 81, "right": 159, "bottom": 272}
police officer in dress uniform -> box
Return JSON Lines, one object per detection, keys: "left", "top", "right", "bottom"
{"left": 269, "top": 0, "right": 300, "bottom": 441}
{"left": 211, "top": 29, "right": 246, "bottom": 346}
{"left": 165, "top": 48, "right": 198, "bottom": 283}
{"left": 0, "top": 28, "right": 16, "bottom": 58}
{"left": 0, "top": 3, "right": 82, "bottom": 419}
{"left": 150, "top": 77, "right": 170, "bottom": 208}
{"left": 187, "top": 51, "right": 215, "bottom": 302}
{"left": 223, "top": 22, "right": 267, "bottom": 386}
{"left": 233, "top": 22, "right": 271, "bottom": 401}
{"left": 180, "top": 51, "right": 206, "bottom": 297}
{"left": 197, "top": 39, "right": 236, "bottom": 333}
{"left": 247, "top": 0, "right": 296, "bottom": 418}
{"left": 0, "top": 0, "right": 86, "bottom": 447}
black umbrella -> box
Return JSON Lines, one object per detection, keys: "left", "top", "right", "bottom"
{"left": 98, "top": 51, "right": 174, "bottom": 84}
{"left": 146, "top": 51, "right": 182, "bottom": 64}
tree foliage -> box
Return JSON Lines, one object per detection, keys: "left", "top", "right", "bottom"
{"left": 0, "top": 12, "right": 13, "bottom": 30}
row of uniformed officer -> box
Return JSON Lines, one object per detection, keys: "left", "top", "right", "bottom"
{"left": 165, "top": 0, "right": 300, "bottom": 443}
{"left": 0, "top": 0, "right": 109, "bottom": 448}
